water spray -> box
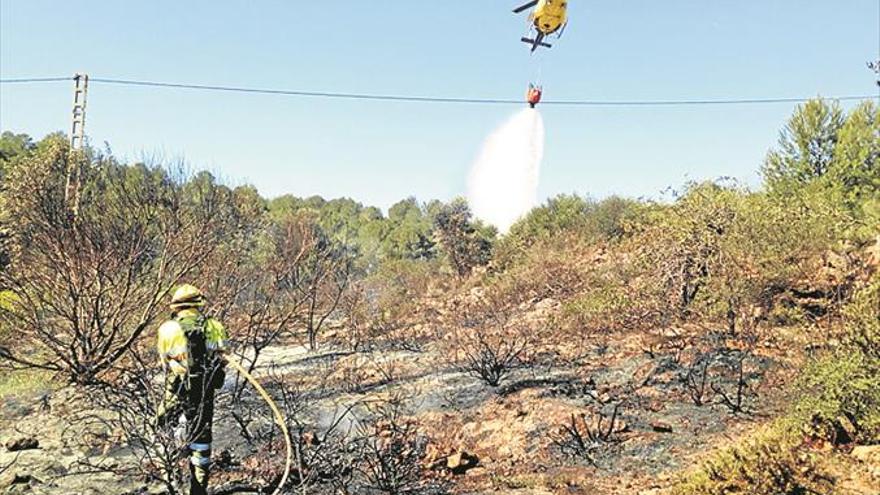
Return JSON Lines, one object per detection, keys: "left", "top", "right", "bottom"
{"left": 467, "top": 91, "right": 545, "bottom": 233}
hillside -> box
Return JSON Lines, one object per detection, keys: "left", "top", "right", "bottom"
{"left": 1, "top": 98, "right": 879, "bottom": 495}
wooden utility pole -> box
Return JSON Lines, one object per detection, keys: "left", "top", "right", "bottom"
{"left": 66, "top": 73, "right": 89, "bottom": 216}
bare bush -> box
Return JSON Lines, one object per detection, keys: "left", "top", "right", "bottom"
{"left": 353, "top": 392, "right": 440, "bottom": 495}
{"left": 227, "top": 370, "right": 361, "bottom": 494}
{"left": 341, "top": 259, "right": 440, "bottom": 354}
{"left": 211, "top": 215, "right": 319, "bottom": 443}
{"left": 0, "top": 144, "right": 246, "bottom": 383}
{"left": 77, "top": 349, "right": 189, "bottom": 494}
{"left": 281, "top": 212, "right": 354, "bottom": 351}
{"left": 85, "top": 354, "right": 359, "bottom": 495}
{"left": 683, "top": 351, "right": 713, "bottom": 406}
{"left": 451, "top": 298, "right": 540, "bottom": 388}
{"left": 341, "top": 281, "right": 374, "bottom": 352}
{"left": 712, "top": 350, "right": 754, "bottom": 415}
{"left": 280, "top": 380, "right": 360, "bottom": 493}
{"left": 552, "top": 403, "right": 626, "bottom": 466}
{"left": 341, "top": 282, "right": 422, "bottom": 354}
{"left": 237, "top": 384, "right": 439, "bottom": 494}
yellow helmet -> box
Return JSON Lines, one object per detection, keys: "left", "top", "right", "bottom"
{"left": 170, "top": 284, "right": 206, "bottom": 310}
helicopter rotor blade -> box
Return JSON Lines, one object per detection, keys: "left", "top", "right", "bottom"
{"left": 513, "top": 1, "right": 539, "bottom": 14}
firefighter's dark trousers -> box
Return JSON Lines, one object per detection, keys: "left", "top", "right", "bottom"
{"left": 185, "top": 372, "right": 215, "bottom": 495}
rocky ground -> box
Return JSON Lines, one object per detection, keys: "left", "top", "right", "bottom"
{"left": 2, "top": 295, "right": 879, "bottom": 494}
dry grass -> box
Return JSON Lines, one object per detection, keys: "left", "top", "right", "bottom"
{"left": 0, "top": 368, "right": 55, "bottom": 400}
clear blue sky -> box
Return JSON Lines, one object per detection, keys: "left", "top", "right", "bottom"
{"left": 1, "top": 1, "right": 877, "bottom": 210}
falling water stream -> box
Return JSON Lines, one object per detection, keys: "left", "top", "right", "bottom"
{"left": 467, "top": 108, "right": 545, "bottom": 233}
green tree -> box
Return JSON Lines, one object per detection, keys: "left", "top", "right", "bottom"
{"left": 433, "top": 198, "right": 493, "bottom": 277}
{"left": 267, "top": 194, "right": 304, "bottom": 221}
{"left": 507, "top": 194, "right": 641, "bottom": 249}
{"left": 317, "top": 198, "right": 361, "bottom": 239}
{"left": 762, "top": 99, "right": 845, "bottom": 195}
{"left": 761, "top": 99, "right": 879, "bottom": 241}
{"left": 507, "top": 194, "right": 596, "bottom": 245}
{"left": 383, "top": 197, "right": 435, "bottom": 261}
{"left": 829, "top": 101, "right": 880, "bottom": 203}
{"left": 826, "top": 101, "right": 880, "bottom": 236}
{"left": 0, "top": 131, "right": 34, "bottom": 160}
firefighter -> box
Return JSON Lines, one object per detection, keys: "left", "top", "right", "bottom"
{"left": 156, "top": 284, "right": 228, "bottom": 495}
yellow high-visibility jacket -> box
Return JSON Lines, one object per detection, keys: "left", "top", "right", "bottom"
{"left": 157, "top": 309, "right": 228, "bottom": 376}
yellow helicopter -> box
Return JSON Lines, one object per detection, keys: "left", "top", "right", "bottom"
{"left": 513, "top": 0, "right": 568, "bottom": 52}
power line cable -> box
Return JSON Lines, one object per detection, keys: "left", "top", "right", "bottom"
{"left": 0, "top": 77, "right": 72, "bottom": 84}
{"left": 89, "top": 77, "right": 520, "bottom": 104}
{"left": 540, "top": 95, "right": 870, "bottom": 106}
{"left": 1, "top": 75, "right": 874, "bottom": 107}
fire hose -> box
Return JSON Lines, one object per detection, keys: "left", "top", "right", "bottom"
{"left": 223, "top": 356, "right": 293, "bottom": 495}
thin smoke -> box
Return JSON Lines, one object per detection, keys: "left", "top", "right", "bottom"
{"left": 467, "top": 108, "right": 545, "bottom": 233}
